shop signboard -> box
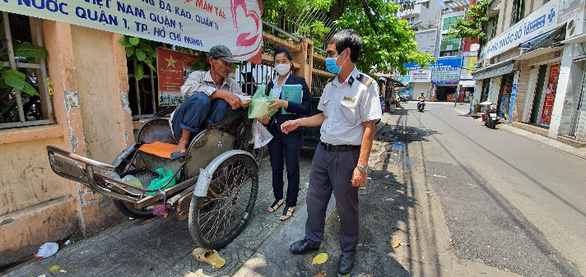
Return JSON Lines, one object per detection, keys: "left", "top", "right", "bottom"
{"left": 404, "top": 57, "right": 462, "bottom": 70}
{"left": 480, "top": 0, "right": 559, "bottom": 60}
{"left": 157, "top": 48, "right": 198, "bottom": 106}
{"left": 508, "top": 71, "right": 520, "bottom": 123}
{"left": 431, "top": 70, "right": 460, "bottom": 85}
{"left": 540, "top": 64, "right": 560, "bottom": 124}
{"left": 0, "top": 0, "right": 263, "bottom": 61}
{"left": 409, "top": 69, "right": 432, "bottom": 82}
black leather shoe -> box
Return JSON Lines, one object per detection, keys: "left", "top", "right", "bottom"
{"left": 338, "top": 254, "right": 354, "bottom": 275}
{"left": 289, "top": 239, "right": 319, "bottom": 255}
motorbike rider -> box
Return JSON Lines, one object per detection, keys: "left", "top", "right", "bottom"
{"left": 416, "top": 93, "right": 426, "bottom": 101}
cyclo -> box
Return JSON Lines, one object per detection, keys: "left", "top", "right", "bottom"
{"left": 46, "top": 109, "right": 261, "bottom": 249}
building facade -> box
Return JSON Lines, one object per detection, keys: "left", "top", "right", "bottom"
{"left": 399, "top": 0, "right": 473, "bottom": 101}
{"left": 472, "top": 0, "right": 586, "bottom": 142}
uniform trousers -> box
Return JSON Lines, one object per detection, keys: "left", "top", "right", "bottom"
{"left": 305, "top": 142, "right": 360, "bottom": 256}
{"left": 171, "top": 93, "right": 234, "bottom": 141}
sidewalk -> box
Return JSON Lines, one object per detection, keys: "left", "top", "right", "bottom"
{"left": 3, "top": 114, "right": 411, "bottom": 277}
{"left": 2, "top": 151, "right": 321, "bottom": 277}
{"left": 452, "top": 104, "right": 586, "bottom": 160}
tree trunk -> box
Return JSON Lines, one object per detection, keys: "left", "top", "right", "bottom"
{"left": 361, "top": 0, "right": 378, "bottom": 34}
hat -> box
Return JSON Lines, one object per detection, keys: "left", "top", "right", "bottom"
{"left": 209, "top": 45, "right": 238, "bottom": 63}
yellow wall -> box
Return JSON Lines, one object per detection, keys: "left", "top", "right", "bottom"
{"left": 0, "top": 21, "right": 130, "bottom": 266}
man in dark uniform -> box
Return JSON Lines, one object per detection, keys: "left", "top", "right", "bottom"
{"left": 281, "top": 29, "right": 382, "bottom": 275}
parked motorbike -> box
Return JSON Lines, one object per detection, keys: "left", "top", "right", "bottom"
{"left": 480, "top": 101, "right": 498, "bottom": 129}
{"left": 417, "top": 100, "right": 425, "bottom": 112}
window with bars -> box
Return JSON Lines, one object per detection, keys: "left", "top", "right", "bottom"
{"left": 1, "top": 12, "right": 51, "bottom": 129}
{"left": 488, "top": 15, "right": 499, "bottom": 41}
{"left": 511, "top": 0, "right": 525, "bottom": 25}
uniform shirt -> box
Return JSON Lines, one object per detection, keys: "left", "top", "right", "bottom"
{"left": 180, "top": 70, "right": 242, "bottom": 100}
{"left": 318, "top": 67, "right": 382, "bottom": 146}
{"left": 271, "top": 73, "right": 290, "bottom": 99}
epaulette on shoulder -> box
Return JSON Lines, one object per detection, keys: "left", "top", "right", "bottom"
{"left": 356, "top": 74, "right": 373, "bottom": 86}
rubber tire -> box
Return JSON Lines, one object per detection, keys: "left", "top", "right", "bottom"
{"left": 113, "top": 199, "right": 155, "bottom": 220}
{"left": 188, "top": 153, "right": 259, "bottom": 249}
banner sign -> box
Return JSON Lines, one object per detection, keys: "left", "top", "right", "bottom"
{"left": 404, "top": 57, "right": 462, "bottom": 70}
{"left": 540, "top": 63, "right": 560, "bottom": 124}
{"left": 508, "top": 71, "right": 520, "bottom": 123}
{"left": 409, "top": 69, "right": 432, "bottom": 82}
{"left": 157, "top": 48, "right": 198, "bottom": 106}
{"left": 0, "top": 0, "right": 262, "bottom": 61}
{"left": 431, "top": 69, "right": 459, "bottom": 85}
{"left": 480, "top": 0, "right": 559, "bottom": 60}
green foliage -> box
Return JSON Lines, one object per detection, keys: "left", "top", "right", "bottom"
{"left": 335, "top": 0, "right": 434, "bottom": 74}
{"left": 119, "top": 36, "right": 159, "bottom": 81}
{"left": 1, "top": 70, "right": 38, "bottom": 96}
{"left": 262, "top": 0, "right": 433, "bottom": 74}
{"left": 447, "top": 0, "right": 489, "bottom": 42}
{"left": 0, "top": 42, "right": 47, "bottom": 96}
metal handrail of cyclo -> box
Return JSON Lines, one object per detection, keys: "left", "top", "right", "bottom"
{"left": 46, "top": 145, "right": 137, "bottom": 203}
{"left": 47, "top": 145, "right": 200, "bottom": 208}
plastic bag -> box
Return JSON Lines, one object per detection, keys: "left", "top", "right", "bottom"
{"left": 252, "top": 120, "right": 273, "bottom": 149}
{"left": 146, "top": 168, "right": 178, "bottom": 195}
{"left": 248, "top": 84, "right": 277, "bottom": 119}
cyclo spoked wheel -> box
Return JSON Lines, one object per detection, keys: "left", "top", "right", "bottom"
{"left": 188, "top": 153, "right": 259, "bottom": 249}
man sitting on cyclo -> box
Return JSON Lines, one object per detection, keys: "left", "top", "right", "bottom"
{"left": 170, "top": 45, "right": 247, "bottom": 154}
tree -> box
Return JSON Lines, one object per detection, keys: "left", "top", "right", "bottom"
{"left": 447, "top": 0, "right": 489, "bottom": 44}
{"left": 334, "top": 0, "right": 434, "bottom": 74}
{"left": 262, "top": 0, "right": 434, "bottom": 75}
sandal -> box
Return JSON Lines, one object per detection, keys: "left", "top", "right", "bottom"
{"left": 192, "top": 248, "right": 226, "bottom": 269}
{"left": 280, "top": 206, "right": 296, "bottom": 221}
{"left": 267, "top": 199, "right": 284, "bottom": 213}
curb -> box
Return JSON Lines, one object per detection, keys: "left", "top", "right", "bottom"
{"left": 452, "top": 106, "right": 586, "bottom": 160}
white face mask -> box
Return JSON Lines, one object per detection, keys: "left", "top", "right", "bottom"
{"left": 274, "top": 63, "right": 291, "bottom": 76}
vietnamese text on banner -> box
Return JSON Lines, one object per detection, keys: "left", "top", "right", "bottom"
{"left": 0, "top": 0, "right": 263, "bottom": 61}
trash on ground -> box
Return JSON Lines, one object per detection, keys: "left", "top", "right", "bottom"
{"left": 192, "top": 248, "right": 226, "bottom": 269}
{"left": 34, "top": 242, "right": 59, "bottom": 259}
{"left": 312, "top": 253, "right": 328, "bottom": 265}
{"left": 390, "top": 239, "right": 401, "bottom": 248}
{"left": 64, "top": 239, "right": 72, "bottom": 246}
{"left": 314, "top": 270, "right": 327, "bottom": 277}
{"left": 385, "top": 175, "right": 390, "bottom": 179}
{"left": 432, "top": 174, "right": 447, "bottom": 178}
{"left": 367, "top": 177, "right": 372, "bottom": 180}
{"left": 153, "top": 204, "right": 167, "bottom": 216}
{"left": 359, "top": 187, "right": 367, "bottom": 190}
{"left": 399, "top": 242, "right": 406, "bottom": 247}
{"left": 49, "top": 265, "right": 60, "bottom": 272}
{"left": 382, "top": 185, "right": 389, "bottom": 189}
{"left": 384, "top": 197, "right": 395, "bottom": 202}
{"left": 59, "top": 269, "right": 67, "bottom": 273}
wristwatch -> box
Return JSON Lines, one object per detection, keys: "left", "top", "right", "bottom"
{"left": 356, "top": 165, "right": 368, "bottom": 173}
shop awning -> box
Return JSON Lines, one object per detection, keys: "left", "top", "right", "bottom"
{"left": 471, "top": 60, "right": 514, "bottom": 80}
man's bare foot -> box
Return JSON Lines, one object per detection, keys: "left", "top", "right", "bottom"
{"left": 171, "top": 141, "right": 189, "bottom": 154}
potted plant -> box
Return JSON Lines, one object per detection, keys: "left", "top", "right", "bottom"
{"left": 474, "top": 103, "right": 481, "bottom": 113}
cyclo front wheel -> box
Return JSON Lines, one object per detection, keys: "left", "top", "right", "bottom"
{"left": 188, "top": 153, "right": 259, "bottom": 249}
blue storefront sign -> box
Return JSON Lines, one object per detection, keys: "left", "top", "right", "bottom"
{"left": 480, "top": 0, "right": 559, "bottom": 60}
{"left": 404, "top": 57, "right": 462, "bottom": 70}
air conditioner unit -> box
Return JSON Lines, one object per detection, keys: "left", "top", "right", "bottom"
{"left": 566, "top": 12, "right": 586, "bottom": 40}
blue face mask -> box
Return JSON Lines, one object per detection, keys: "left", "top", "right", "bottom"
{"left": 325, "top": 50, "right": 346, "bottom": 74}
